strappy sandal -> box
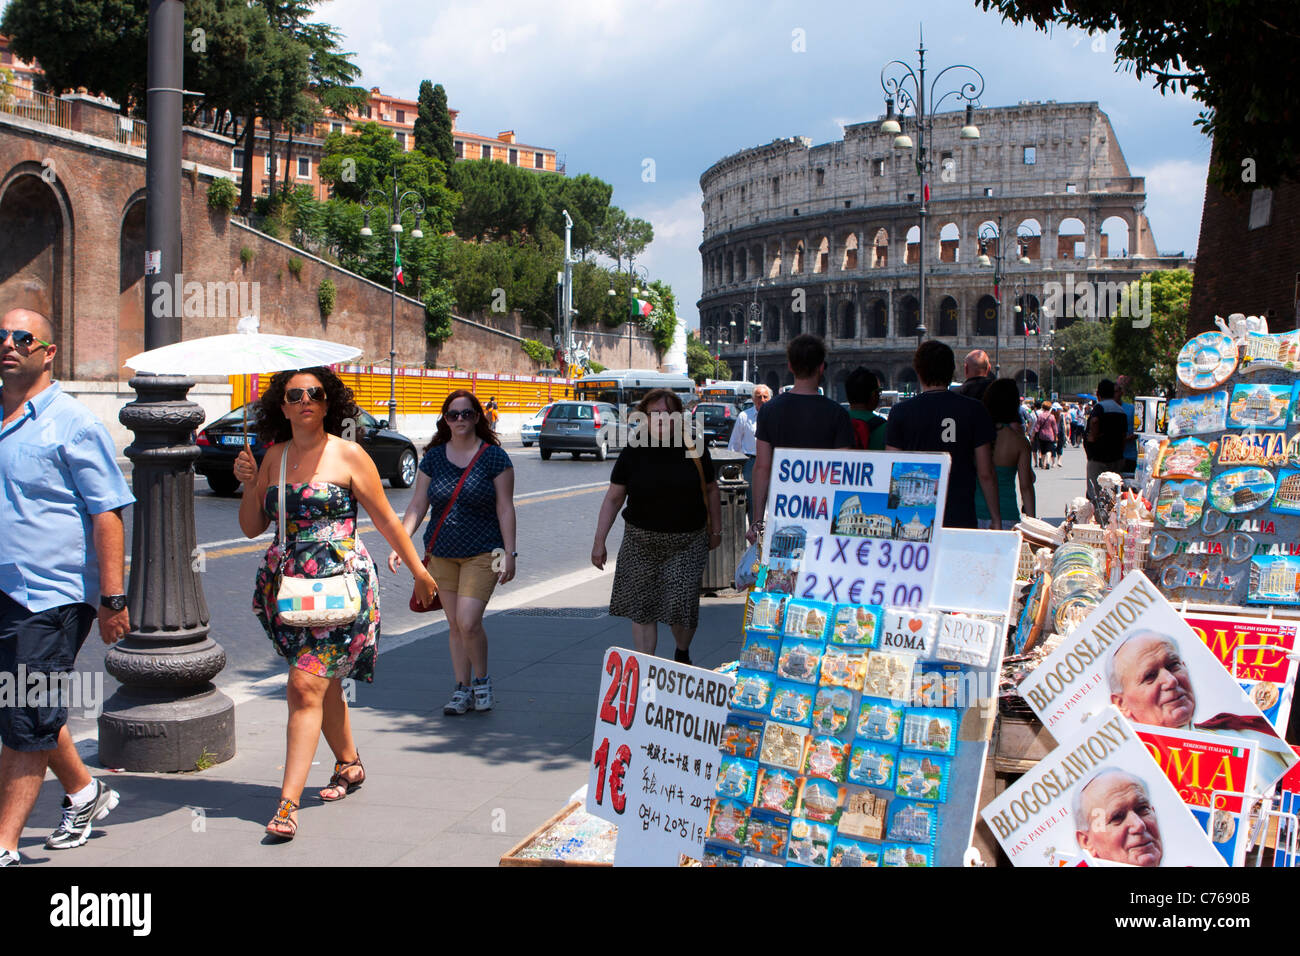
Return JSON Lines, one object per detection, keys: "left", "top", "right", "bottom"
{"left": 319, "top": 755, "right": 365, "bottom": 802}
{"left": 266, "top": 798, "right": 299, "bottom": 840}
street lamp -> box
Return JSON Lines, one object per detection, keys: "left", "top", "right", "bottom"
{"left": 1009, "top": 271, "right": 1038, "bottom": 396}
{"left": 360, "top": 166, "right": 425, "bottom": 428}
{"left": 881, "top": 29, "right": 984, "bottom": 342}
{"left": 976, "top": 215, "right": 1032, "bottom": 376}
{"left": 610, "top": 260, "right": 651, "bottom": 368}
{"left": 745, "top": 301, "right": 762, "bottom": 383}
{"left": 1042, "top": 333, "right": 1064, "bottom": 399}
{"left": 703, "top": 319, "right": 734, "bottom": 376}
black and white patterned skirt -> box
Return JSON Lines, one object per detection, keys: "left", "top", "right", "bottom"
{"left": 609, "top": 523, "right": 709, "bottom": 628}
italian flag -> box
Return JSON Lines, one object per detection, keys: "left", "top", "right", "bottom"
{"left": 993, "top": 275, "right": 1001, "bottom": 303}
{"left": 394, "top": 241, "right": 405, "bottom": 286}
{"left": 635, "top": 298, "right": 653, "bottom": 317}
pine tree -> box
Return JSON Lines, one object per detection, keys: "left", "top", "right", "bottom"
{"left": 414, "top": 81, "right": 456, "bottom": 169}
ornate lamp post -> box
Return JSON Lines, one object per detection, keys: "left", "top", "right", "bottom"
{"left": 1009, "top": 271, "right": 1038, "bottom": 397}
{"left": 880, "top": 30, "right": 983, "bottom": 342}
{"left": 608, "top": 261, "right": 650, "bottom": 368}
{"left": 703, "top": 319, "right": 733, "bottom": 376}
{"left": 100, "top": 0, "right": 235, "bottom": 771}
{"left": 360, "top": 168, "right": 424, "bottom": 429}
{"left": 976, "top": 215, "right": 1032, "bottom": 376}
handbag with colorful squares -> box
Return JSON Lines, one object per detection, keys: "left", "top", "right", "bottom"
{"left": 274, "top": 449, "right": 361, "bottom": 628}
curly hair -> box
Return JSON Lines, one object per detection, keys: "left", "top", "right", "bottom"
{"left": 255, "top": 367, "right": 361, "bottom": 444}
{"left": 427, "top": 389, "right": 501, "bottom": 449}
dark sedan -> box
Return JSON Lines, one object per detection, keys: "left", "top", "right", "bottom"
{"left": 195, "top": 403, "right": 419, "bottom": 495}
{"left": 695, "top": 402, "right": 740, "bottom": 446}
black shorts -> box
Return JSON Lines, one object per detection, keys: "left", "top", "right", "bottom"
{"left": 1037, "top": 438, "right": 1056, "bottom": 454}
{"left": 0, "top": 591, "right": 95, "bottom": 751}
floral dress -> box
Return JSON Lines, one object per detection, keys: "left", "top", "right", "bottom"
{"left": 253, "top": 482, "right": 380, "bottom": 682}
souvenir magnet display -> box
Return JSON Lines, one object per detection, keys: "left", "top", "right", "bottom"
{"left": 829, "top": 834, "right": 881, "bottom": 867}
{"left": 1177, "top": 331, "right": 1238, "bottom": 391}
{"left": 1271, "top": 468, "right": 1300, "bottom": 515}
{"left": 776, "top": 638, "right": 824, "bottom": 683}
{"left": 744, "top": 591, "right": 788, "bottom": 633}
{"left": 887, "top": 799, "right": 937, "bottom": 845}
{"left": 707, "top": 798, "right": 749, "bottom": 846}
{"left": 1248, "top": 556, "right": 1300, "bottom": 605}
{"left": 811, "top": 687, "right": 853, "bottom": 734}
{"left": 1209, "top": 467, "right": 1277, "bottom": 514}
{"left": 1154, "top": 437, "right": 1217, "bottom": 480}
{"left": 895, "top": 753, "right": 951, "bottom": 802}
{"left": 861, "top": 650, "right": 916, "bottom": 701}
{"left": 1239, "top": 330, "right": 1300, "bottom": 373}
{"left": 847, "top": 741, "right": 898, "bottom": 789}
{"left": 1218, "top": 431, "right": 1292, "bottom": 468}
{"left": 1166, "top": 391, "right": 1228, "bottom": 438}
{"left": 721, "top": 716, "right": 764, "bottom": 759}
{"left": 831, "top": 603, "right": 881, "bottom": 646}
{"left": 1227, "top": 384, "right": 1291, "bottom": 430}
{"left": 1154, "top": 479, "right": 1207, "bottom": 528}
{"left": 878, "top": 607, "right": 940, "bottom": 656}
{"left": 795, "top": 777, "right": 845, "bottom": 824}
{"left": 803, "top": 735, "right": 849, "bottom": 782}
{"left": 785, "top": 818, "right": 834, "bottom": 866}
{"left": 855, "top": 696, "right": 904, "bottom": 744}
{"left": 731, "top": 670, "right": 774, "bottom": 713}
{"left": 900, "top": 708, "right": 958, "bottom": 755}
{"left": 716, "top": 756, "right": 759, "bottom": 803}
{"left": 760, "top": 721, "right": 809, "bottom": 771}
{"left": 882, "top": 842, "right": 934, "bottom": 867}
{"left": 768, "top": 680, "right": 815, "bottom": 726}
{"left": 738, "top": 632, "right": 780, "bottom": 672}
{"left": 818, "top": 644, "right": 869, "bottom": 689}
{"left": 935, "top": 613, "right": 1000, "bottom": 667}
{"left": 745, "top": 809, "right": 791, "bottom": 860}
{"left": 781, "top": 599, "right": 832, "bottom": 641}
{"left": 754, "top": 766, "right": 801, "bottom": 814}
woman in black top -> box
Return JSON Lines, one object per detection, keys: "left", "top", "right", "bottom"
{"left": 592, "top": 389, "right": 722, "bottom": 664}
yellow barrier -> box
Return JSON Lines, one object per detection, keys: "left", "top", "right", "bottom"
{"left": 229, "top": 367, "right": 575, "bottom": 417}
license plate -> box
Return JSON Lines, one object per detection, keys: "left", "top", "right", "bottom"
{"left": 220, "top": 435, "right": 247, "bottom": 446}
{"left": 561, "top": 424, "right": 579, "bottom": 431}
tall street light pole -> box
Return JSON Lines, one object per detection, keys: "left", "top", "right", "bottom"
{"left": 361, "top": 166, "right": 424, "bottom": 429}
{"left": 977, "top": 215, "right": 1032, "bottom": 377}
{"left": 101, "top": 0, "right": 236, "bottom": 771}
{"left": 880, "top": 28, "right": 983, "bottom": 347}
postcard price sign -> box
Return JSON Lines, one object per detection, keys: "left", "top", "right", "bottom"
{"left": 761, "top": 451, "right": 951, "bottom": 609}
{"left": 585, "top": 648, "right": 735, "bottom": 866}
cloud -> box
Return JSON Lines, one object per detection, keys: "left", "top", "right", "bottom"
{"left": 1135, "top": 157, "right": 1210, "bottom": 256}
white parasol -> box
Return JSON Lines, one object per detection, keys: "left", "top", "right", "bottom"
{"left": 124, "top": 316, "right": 363, "bottom": 445}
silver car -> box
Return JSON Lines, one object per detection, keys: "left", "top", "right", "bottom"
{"left": 520, "top": 403, "right": 553, "bottom": 447}
{"left": 538, "top": 401, "right": 622, "bottom": 461}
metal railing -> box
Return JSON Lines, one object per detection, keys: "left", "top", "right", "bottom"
{"left": 0, "top": 85, "right": 71, "bottom": 130}
{"left": 116, "top": 116, "right": 147, "bottom": 149}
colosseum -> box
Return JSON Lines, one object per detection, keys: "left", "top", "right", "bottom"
{"left": 697, "top": 100, "right": 1193, "bottom": 399}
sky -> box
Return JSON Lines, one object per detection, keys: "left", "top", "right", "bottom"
{"left": 6, "top": 0, "right": 1213, "bottom": 330}
{"left": 310, "top": 0, "right": 1210, "bottom": 330}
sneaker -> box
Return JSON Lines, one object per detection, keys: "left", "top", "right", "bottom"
{"left": 0, "top": 849, "right": 19, "bottom": 867}
{"left": 472, "top": 677, "right": 494, "bottom": 712}
{"left": 45, "top": 779, "right": 119, "bottom": 850}
{"left": 444, "top": 683, "right": 473, "bottom": 715}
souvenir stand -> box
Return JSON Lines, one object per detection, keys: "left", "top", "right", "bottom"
{"left": 702, "top": 450, "right": 1022, "bottom": 866}
{"left": 993, "top": 314, "right": 1300, "bottom": 866}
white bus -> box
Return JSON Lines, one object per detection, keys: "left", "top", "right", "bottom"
{"left": 573, "top": 369, "right": 697, "bottom": 408}
{"left": 698, "top": 380, "right": 756, "bottom": 406}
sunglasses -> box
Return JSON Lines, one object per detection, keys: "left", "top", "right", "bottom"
{"left": 284, "top": 386, "right": 326, "bottom": 404}
{"left": 444, "top": 408, "right": 478, "bottom": 422}
{"left": 0, "top": 329, "right": 52, "bottom": 351}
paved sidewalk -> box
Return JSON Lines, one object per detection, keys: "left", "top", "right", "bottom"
{"left": 16, "top": 574, "right": 746, "bottom": 867}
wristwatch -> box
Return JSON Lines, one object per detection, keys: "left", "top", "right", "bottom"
{"left": 101, "top": 594, "right": 127, "bottom": 611}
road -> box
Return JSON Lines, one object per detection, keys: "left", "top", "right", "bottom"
{"left": 67, "top": 438, "right": 623, "bottom": 741}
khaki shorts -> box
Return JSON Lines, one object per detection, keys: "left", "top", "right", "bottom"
{"left": 427, "top": 551, "right": 499, "bottom": 603}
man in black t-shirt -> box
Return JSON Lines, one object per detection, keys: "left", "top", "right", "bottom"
{"left": 747, "top": 335, "right": 854, "bottom": 543}
{"left": 885, "top": 341, "right": 1000, "bottom": 529}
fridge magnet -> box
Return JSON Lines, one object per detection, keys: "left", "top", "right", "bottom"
{"left": 707, "top": 798, "right": 749, "bottom": 846}
{"left": 1218, "top": 430, "right": 1290, "bottom": 468}
{"left": 731, "top": 670, "right": 774, "bottom": 714}
{"left": 1177, "top": 331, "right": 1238, "bottom": 391}
{"left": 802, "top": 735, "right": 849, "bottom": 782}
{"left": 738, "top": 632, "right": 780, "bottom": 672}
{"left": 785, "top": 818, "right": 834, "bottom": 866}
{"left": 716, "top": 756, "right": 759, "bottom": 803}
{"left": 702, "top": 842, "right": 744, "bottom": 867}
{"left": 760, "top": 721, "right": 808, "bottom": 771}
{"left": 753, "top": 766, "right": 801, "bottom": 815}
{"left": 838, "top": 790, "right": 889, "bottom": 841}
{"left": 1228, "top": 384, "right": 1291, "bottom": 430}
{"left": 1154, "top": 437, "right": 1217, "bottom": 480}
{"left": 768, "top": 680, "right": 815, "bottom": 726}
{"left": 745, "top": 809, "right": 791, "bottom": 859}
{"left": 882, "top": 842, "right": 934, "bottom": 867}
{"left": 744, "top": 591, "right": 788, "bottom": 633}
{"left": 1271, "top": 468, "right": 1300, "bottom": 515}
{"left": 811, "top": 687, "right": 853, "bottom": 734}
{"left": 776, "top": 637, "right": 824, "bottom": 683}
{"left": 895, "top": 753, "right": 951, "bottom": 802}
{"left": 1154, "top": 479, "right": 1207, "bottom": 529}
{"left": 829, "top": 834, "right": 881, "bottom": 867}
{"left": 819, "top": 643, "right": 869, "bottom": 689}
{"left": 1209, "top": 467, "right": 1277, "bottom": 515}
{"left": 912, "top": 661, "right": 968, "bottom": 709}
{"left": 900, "top": 708, "right": 958, "bottom": 755}
{"left": 861, "top": 650, "right": 916, "bottom": 701}
{"left": 1166, "top": 391, "right": 1228, "bottom": 438}
{"left": 831, "top": 603, "right": 881, "bottom": 647}
{"left": 847, "top": 741, "right": 898, "bottom": 789}
{"left": 879, "top": 607, "right": 939, "bottom": 656}
{"left": 1240, "top": 330, "right": 1300, "bottom": 373}
{"left": 935, "top": 613, "right": 1000, "bottom": 667}
{"left": 1248, "top": 557, "right": 1300, "bottom": 606}
{"left": 781, "top": 599, "right": 832, "bottom": 641}
{"left": 721, "top": 716, "right": 764, "bottom": 759}
{"left": 795, "top": 777, "right": 845, "bottom": 825}
{"left": 887, "top": 799, "right": 938, "bottom": 845}
{"left": 855, "top": 696, "right": 904, "bottom": 745}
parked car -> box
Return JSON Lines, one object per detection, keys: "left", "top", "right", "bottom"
{"left": 520, "top": 403, "right": 554, "bottom": 447}
{"left": 538, "top": 401, "right": 621, "bottom": 461}
{"left": 195, "top": 402, "right": 419, "bottom": 495}
{"left": 695, "top": 402, "right": 740, "bottom": 446}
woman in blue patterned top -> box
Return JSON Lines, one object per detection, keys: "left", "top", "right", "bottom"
{"left": 390, "top": 390, "right": 516, "bottom": 715}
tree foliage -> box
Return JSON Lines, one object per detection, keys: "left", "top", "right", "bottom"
{"left": 974, "top": 0, "right": 1300, "bottom": 191}
{"left": 414, "top": 81, "right": 455, "bottom": 168}
{"left": 596, "top": 207, "right": 655, "bottom": 270}
{"left": 1053, "top": 318, "right": 1114, "bottom": 378}
{"left": 687, "top": 335, "right": 730, "bottom": 384}
{"left": 1109, "top": 269, "right": 1194, "bottom": 393}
